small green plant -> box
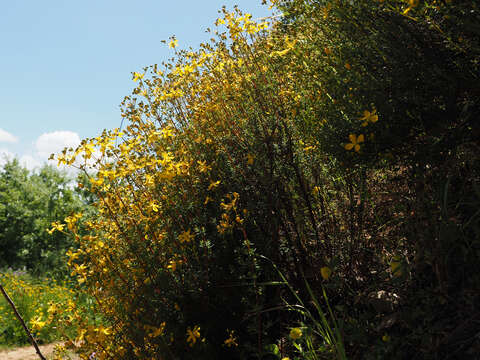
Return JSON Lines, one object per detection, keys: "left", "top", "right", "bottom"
{"left": 262, "top": 256, "right": 347, "bottom": 360}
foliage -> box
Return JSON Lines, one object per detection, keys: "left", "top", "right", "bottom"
{"left": 49, "top": 0, "right": 479, "bottom": 359}
{"left": 271, "top": 0, "right": 480, "bottom": 358}
{"left": 0, "top": 270, "right": 95, "bottom": 347}
{"left": 0, "top": 160, "right": 88, "bottom": 278}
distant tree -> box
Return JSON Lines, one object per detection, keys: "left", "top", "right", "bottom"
{"left": 0, "top": 159, "right": 88, "bottom": 277}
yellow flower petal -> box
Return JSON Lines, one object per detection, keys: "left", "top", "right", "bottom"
{"left": 360, "top": 110, "right": 370, "bottom": 120}
{"left": 390, "top": 256, "right": 403, "bottom": 277}
{"left": 320, "top": 266, "right": 332, "bottom": 280}
{"left": 290, "top": 327, "right": 302, "bottom": 340}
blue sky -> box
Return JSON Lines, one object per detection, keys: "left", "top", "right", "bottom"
{"left": 0, "top": 0, "right": 271, "bottom": 169}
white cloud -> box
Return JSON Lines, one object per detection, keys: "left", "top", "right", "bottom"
{"left": 1, "top": 131, "right": 91, "bottom": 175}
{"left": 35, "top": 131, "right": 81, "bottom": 160}
{"left": 0, "top": 148, "right": 15, "bottom": 166}
{"left": 19, "top": 154, "right": 42, "bottom": 170}
{"left": 0, "top": 128, "right": 18, "bottom": 143}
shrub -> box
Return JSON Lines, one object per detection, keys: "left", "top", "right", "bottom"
{"left": 52, "top": 0, "right": 479, "bottom": 359}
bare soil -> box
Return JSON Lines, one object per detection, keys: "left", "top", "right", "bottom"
{"left": 0, "top": 343, "right": 78, "bottom": 360}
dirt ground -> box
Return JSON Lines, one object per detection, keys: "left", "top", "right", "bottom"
{"left": 0, "top": 343, "right": 78, "bottom": 360}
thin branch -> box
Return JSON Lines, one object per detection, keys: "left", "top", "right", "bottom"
{"left": 0, "top": 282, "right": 46, "bottom": 360}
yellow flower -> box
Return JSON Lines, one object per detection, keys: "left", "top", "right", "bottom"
{"left": 390, "top": 256, "right": 403, "bottom": 277}
{"left": 320, "top": 266, "right": 332, "bottom": 280}
{"left": 403, "top": 0, "right": 419, "bottom": 14}
{"left": 178, "top": 229, "right": 194, "bottom": 243}
{"left": 150, "top": 323, "right": 166, "bottom": 338}
{"left": 150, "top": 201, "right": 159, "bottom": 212}
{"left": 169, "top": 39, "right": 178, "bottom": 49}
{"left": 197, "top": 160, "right": 211, "bottom": 173}
{"left": 269, "top": 0, "right": 279, "bottom": 10}
{"left": 360, "top": 109, "right": 378, "bottom": 127}
{"left": 167, "top": 260, "right": 178, "bottom": 271}
{"left": 344, "top": 134, "right": 364, "bottom": 152}
{"left": 30, "top": 316, "right": 46, "bottom": 331}
{"left": 133, "top": 72, "right": 144, "bottom": 82}
{"left": 90, "top": 177, "right": 103, "bottom": 187}
{"left": 382, "top": 334, "right": 391, "bottom": 342}
{"left": 208, "top": 180, "right": 220, "bottom": 191}
{"left": 246, "top": 153, "right": 255, "bottom": 165}
{"left": 161, "top": 127, "right": 174, "bottom": 138}
{"left": 186, "top": 325, "right": 201, "bottom": 347}
{"left": 47, "top": 222, "right": 65, "bottom": 235}
{"left": 224, "top": 330, "right": 238, "bottom": 347}
{"left": 289, "top": 327, "right": 302, "bottom": 340}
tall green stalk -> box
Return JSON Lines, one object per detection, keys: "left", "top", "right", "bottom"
{"left": 260, "top": 255, "right": 347, "bottom": 360}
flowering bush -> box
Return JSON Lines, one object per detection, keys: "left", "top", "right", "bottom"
{"left": 49, "top": 0, "right": 479, "bottom": 359}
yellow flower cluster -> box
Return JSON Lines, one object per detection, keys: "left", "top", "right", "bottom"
{"left": 48, "top": 2, "right": 379, "bottom": 357}
{"left": 344, "top": 108, "right": 379, "bottom": 153}
{"left": 224, "top": 329, "right": 238, "bottom": 347}
{"left": 186, "top": 325, "right": 201, "bottom": 347}
{"left": 0, "top": 271, "right": 79, "bottom": 343}
{"left": 47, "top": 7, "right": 282, "bottom": 358}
